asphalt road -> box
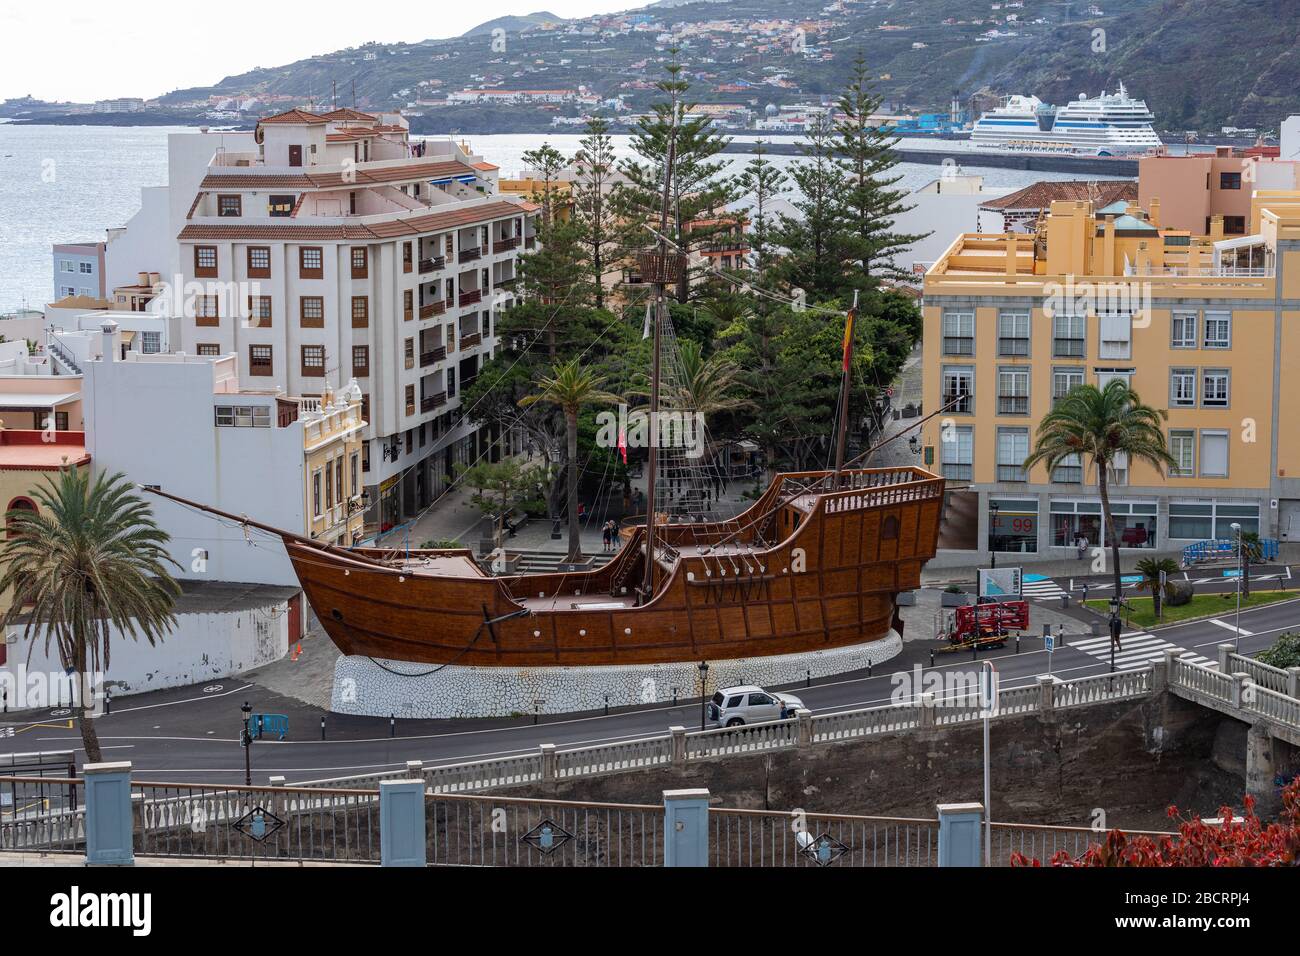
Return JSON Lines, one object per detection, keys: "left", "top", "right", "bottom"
{"left": 4, "top": 594, "right": 1297, "bottom": 787}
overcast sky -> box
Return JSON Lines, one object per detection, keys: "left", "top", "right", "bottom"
{"left": 0, "top": 0, "right": 625, "bottom": 103}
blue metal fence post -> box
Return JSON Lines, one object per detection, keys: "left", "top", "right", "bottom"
{"left": 937, "top": 802, "right": 984, "bottom": 867}
{"left": 84, "top": 761, "right": 135, "bottom": 866}
{"left": 379, "top": 780, "right": 426, "bottom": 867}
{"left": 663, "top": 788, "right": 710, "bottom": 867}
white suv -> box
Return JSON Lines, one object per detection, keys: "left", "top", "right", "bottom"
{"left": 707, "top": 685, "right": 805, "bottom": 728}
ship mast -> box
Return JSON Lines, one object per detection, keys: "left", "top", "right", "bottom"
{"left": 640, "top": 97, "right": 680, "bottom": 602}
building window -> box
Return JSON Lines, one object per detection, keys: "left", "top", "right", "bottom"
{"left": 1201, "top": 369, "right": 1229, "bottom": 408}
{"left": 1199, "top": 430, "right": 1229, "bottom": 478}
{"left": 405, "top": 385, "right": 416, "bottom": 416}
{"left": 996, "top": 368, "right": 1029, "bottom": 415}
{"left": 214, "top": 405, "right": 271, "bottom": 428}
{"left": 351, "top": 248, "right": 368, "bottom": 279}
{"left": 404, "top": 289, "right": 414, "bottom": 320}
{"left": 1220, "top": 171, "right": 1242, "bottom": 190}
{"left": 1169, "top": 429, "right": 1196, "bottom": 476}
{"left": 995, "top": 427, "right": 1029, "bottom": 482}
{"left": 194, "top": 245, "right": 218, "bottom": 278}
{"left": 941, "top": 310, "right": 974, "bottom": 356}
{"left": 269, "top": 195, "right": 295, "bottom": 217}
{"left": 1171, "top": 311, "right": 1197, "bottom": 349}
{"left": 351, "top": 296, "right": 369, "bottom": 328}
{"left": 1051, "top": 453, "right": 1083, "bottom": 484}
{"left": 300, "top": 296, "right": 325, "bottom": 328}
{"left": 1111, "top": 500, "right": 1158, "bottom": 548}
{"left": 300, "top": 246, "right": 324, "bottom": 279}
{"left": 249, "top": 344, "right": 273, "bottom": 376}
{"left": 1203, "top": 312, "right": 1231, "bottom": 349}
{"left": 1213, "top": 503, "right": 1260, "bottom": 537}
{"left": 140, "top": 331, "right": 162, "bottom": 354}
{"left": 940, "top": 425, "right": 972, "bottom": 481}
{"left": 1052, "top": 368, "right": 1083, "bottom": 408}
{"left": 1169, "top": 501, "right": 1212, "bottom": 539}
{"left": 403, "top": 242, "right": 413, "bottom": 273}
{"left": 405, "top": 338, "right": 415, "bottom": 370}
{"left": 362, "top": 441, "right": 370, "bottom": 473}
{"left": 350, "top": 453, "right": 360, "bottom": 496}
{"left": 313, "top": 470, "right": 322, "bottom": 518}
{"left": 990, "top": 498, "right": 1038, "bottom": 554}
{"left": 218, "top": 195, "right": 242, "bottom": 217}
{"left": 335, "top": 458, "right": 344, "bottom": 506}
{"left": 1170, "top": 368, "right": 1197, "bottom": 408}
{"left": 197, "top": 343, "right": 220, "bottom": 356}
{"left": 1098, "top": 311, "right": 1132, "bottom": 360}
{"left": 996, "top": 310, "right": 1030, "bottom": 356}
{"left": 247, "top": 295, "right": 272, "bottom": 328}
{"left": 195, "top": 295, "right": 220, "bottom": 327}
{"left": 352, "top": 345, "right": 369, "bottom": 377}
{"left": 1049, "top": 500, "right": 1102, "bottom": 548}
{"left": 1052, "top": 313, "right": 1085, "bottom": 357}
{"left": 405, "top": 430, "right": 414, "bottom": 455}
{"left": 301, "top": 345, "right": 326, "bottom": 377}
{"left": 1224, "top": 216, "right": 1246, "bottom": 235}
{"left": 247, "top": 246, "right": 271, "bottom": 278}
{"left": 940, "top": 365, "right": 972, "bottom": 414}
{"left": 79, "top": 262, "right": 93, "bottom": 274}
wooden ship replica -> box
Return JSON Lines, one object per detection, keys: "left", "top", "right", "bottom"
{"left": 150, "top": 111, "right": 945, "bottom": 671}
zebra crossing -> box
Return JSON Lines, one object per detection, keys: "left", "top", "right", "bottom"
{"left": 1066, "top": 632, "right": 1217, "bottom": 671}
{"left": 1020, "top": 576, "right": 1069, "bottom": 600}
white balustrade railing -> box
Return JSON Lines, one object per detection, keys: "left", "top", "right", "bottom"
{"left": 1171, "top": 658, "right": 1234, "bottom": 702}
{"left": 424, "top": 753, "right": 543, "bottom": 794}
{"left": 1226, "top": 653, "right": 1290, "bottom": 695}
{"left": 687, "top": 717, "right": 797, "bottom": 758}
{"left": 812, "top": 703, "right": 921, "bottom": 742}
{"left": 1054, "top": 668, "right": 1152, "bottom": 708}
{"left": 1245, "top": 685, "right": 1300, "bottom": 731}
{"left": 556, "top": 735, "right": 673, "bottom": 779}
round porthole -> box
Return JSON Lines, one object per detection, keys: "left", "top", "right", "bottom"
{"left": 331, "top": 609, "right": 343, "bottom": 622}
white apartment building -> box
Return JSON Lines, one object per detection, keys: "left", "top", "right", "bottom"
{"left": 112, "top": 107, "right": 536, "bottom": 530}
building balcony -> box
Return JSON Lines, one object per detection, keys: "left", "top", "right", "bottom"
{"left": 458, "top": 289, "right": 482, "bottom": 307}
{"left": 524, "top": 236, "right": 536, "bottom": 249}
{"left": 418, "top": 256, "right": 446, "bottom": 275}
{"left": 419, "top": 300, "right": 446, "bottom": 319}
{"left": 459, "top": 331, "right": 482, "bottom": 349}
{"left": 493, "top": 237, "right": 520, "bottom": 254}
{"left": 420, "top": 347, "right": 447, "bottom": 368}
{"left": 458, "top": 246, "right": 482, "bottom": 263}
{"left": 421, "top": 391, "right": 447, "bottom": 413}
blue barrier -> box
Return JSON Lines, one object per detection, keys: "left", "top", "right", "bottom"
{"left": 251, "top": 714, "right": 289, "bottom": 740}
{"left": 1182, "top": 538, "right": 1278, "bottom": 566}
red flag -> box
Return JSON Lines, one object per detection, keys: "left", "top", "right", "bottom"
{"left": 841, "top": 306, "right": 858, "bottom": 372}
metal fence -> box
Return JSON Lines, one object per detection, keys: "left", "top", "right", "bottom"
{"left": 424, "top": 792, "right": 663, "bottom": 867}
{"left": 988, "top": 822, "right": 1178, "bottom": 866}
{"left": 0, "top": 775, "right": 85, "bottom": 854}
{"left": 709, "top": 808, "right": 940, "bottom": 867}
{"left": 132, "top": 781, "right": 383, "bottom": 863}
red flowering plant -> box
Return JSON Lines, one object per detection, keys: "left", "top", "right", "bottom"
{"left": 1011, "top": 776, "right": 1300, "bottom": 866}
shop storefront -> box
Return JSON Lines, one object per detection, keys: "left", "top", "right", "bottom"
{"left": 988, "top": 498, "right": 1039, "bottom": 553}
{"left": 1050, "top": 498, "right": 1158, "bottom": 549}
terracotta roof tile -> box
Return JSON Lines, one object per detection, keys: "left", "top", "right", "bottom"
{"left": 320, "top": 107, "right": 378, "bottom": 121}
{"left": 979, "top": 179, "right": 1137, "bottom": 211}
{"left": 258, "top": 108, "right": 331, "bottom": 126}
{"left": 472, "top": 161, "right": 499, "bottom": 171}
{"left": 178, "top": 199, "right": 529, "bottom": 242}
{"left": 200, "top": 173, "right": 314, "bottom": 190}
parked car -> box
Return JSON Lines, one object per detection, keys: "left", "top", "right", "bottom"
{"left": 707, "top": 685, "right": 805, "bottom": 728}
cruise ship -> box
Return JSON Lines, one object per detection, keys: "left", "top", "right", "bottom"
{"left": 971, "top": 83, "right": 1162, "bottom": 156}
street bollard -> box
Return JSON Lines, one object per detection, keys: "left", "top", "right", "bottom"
{"left": 930, "top": 649, "right": 935, "bottom": 668}
{"left": 603, "top": 694, "right": 609, "bottom": 717}
{"left": 1015, "top": 635, "right": 1020, "bottom": 654}
{"left": 390, "top": 714, "right": 396, "bottom": 737}
{"left": 320, "top": 715, "right": 326, "bottom": 740}
{"left": 806, "top": 669, "right": 811, "bottom": 688}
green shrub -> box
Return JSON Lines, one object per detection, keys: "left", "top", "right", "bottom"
{"left": 1258, "top": 631, "right": 1300, "bottom": 669}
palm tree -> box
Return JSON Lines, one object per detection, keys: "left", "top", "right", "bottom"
{"left": 1135, "top": 557, "right": 1180, "bottom": 621}
{"left": 0, "top": 469, "right": 180, "bottom": 763}
{"left": 1239, "top": 530, "right": 1264, "bottom": 598}
{"left": 520, "top": 359, "right": 620, "bottom": 561}
{"left": 1024, "top": 380, "right": 1176, "bottom": 613}
{"left": 674, "top": 339, "right": 753, "bottom": 420}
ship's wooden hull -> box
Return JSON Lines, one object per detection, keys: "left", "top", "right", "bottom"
{"left": 291, "top": 467, "right": 944, "bottom": 667}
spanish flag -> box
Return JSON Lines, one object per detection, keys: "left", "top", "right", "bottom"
{"left": 841, "top": 305, "right": 858, "bottom": 372}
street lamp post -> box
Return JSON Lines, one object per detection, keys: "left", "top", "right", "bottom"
{"left": 698, "top": 661, "right": 710, "bottom": 732}
{"left": 988, "top": 501, "right": 999, "bottom": 569}
{"left": 1231, "top": 522, "right": 1243, "bottom": 652}
{"left": 240, "top": 700, "right": 253, "bottom": 786}
{"left": 981, "top": 661, "right": 995, "bottom": 867}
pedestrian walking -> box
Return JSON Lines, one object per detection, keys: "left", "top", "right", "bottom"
{"left": 601, "top": 521, "right": 612, "bottom": 552}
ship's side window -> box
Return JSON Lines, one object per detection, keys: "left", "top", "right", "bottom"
{"left": 882, "top": 515, "right": 900, "bottom": 540}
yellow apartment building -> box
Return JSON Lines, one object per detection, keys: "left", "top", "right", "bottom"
{"left": 921, "top": 191, "right": 1300, "bottom": 562}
